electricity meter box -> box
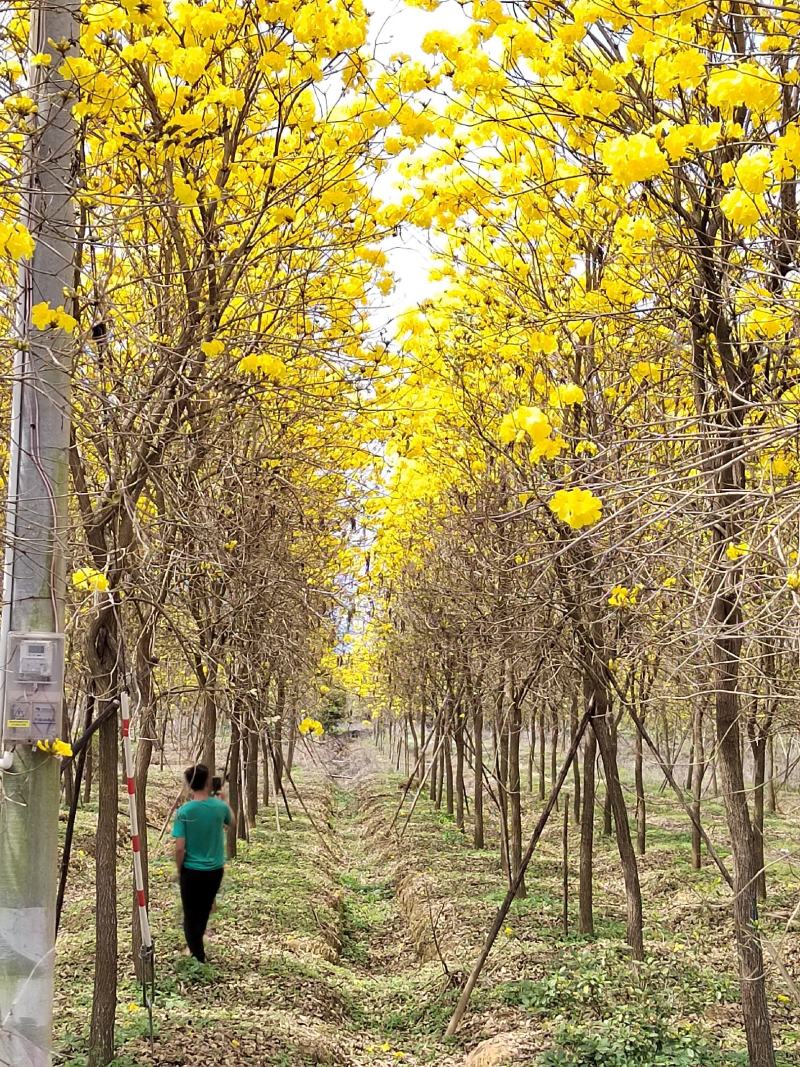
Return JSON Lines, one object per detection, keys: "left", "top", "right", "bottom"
{"left": 2, "top": 632, "right": 65, "bottom": 744}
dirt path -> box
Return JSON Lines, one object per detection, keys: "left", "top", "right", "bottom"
{"left": 318, "top": 738, "right": 462, "bottom": 1066}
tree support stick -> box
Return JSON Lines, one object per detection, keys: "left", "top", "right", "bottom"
{"left": 445, "top": 704, "right": 592, "bottom": 1037}
{"left": 264, "top": 729, "right": 292, "bottom": 821}
{"left": 625, "top": 701, "right": 733, "bottom": 890}
{"left": 389, "top": 710, "right": 443, "bottom": 833}
{"left": 279, "top": 746, "right": 343, "bottom": 864}
{"left": 397, "top": 732, "right": 447, "bottom": 838}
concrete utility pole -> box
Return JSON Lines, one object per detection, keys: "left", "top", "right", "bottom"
{"left": 0, "top": 0, "right": 78, "bottom": 1061}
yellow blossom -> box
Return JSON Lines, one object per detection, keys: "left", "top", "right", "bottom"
{"left": 72, "top": 566, "right": 110, "bottom": 592}
{"left": 548, "top": 487, "right": 603, "bottom": 530}
{"left": 608, "top": 583, "right": 642, "bottom": 608}
{"left": 31, "top": 302, "right": 77, "bottom": 333}
{"left": 0, "top": 221, "right": 34, "bottom": 260}
{"left": 602, "top": 133, "right": 669, "bottom": 186}
{"left": 735, "top": 150, "right": 771, "bottom": 195}
{"left": 298, "top": 716, "right": 324, "bottom": 737}
{"left": 707, "top": 62, "right": 780, "bottom": 117}
{"left": 725, "top": 541, "right": 749, "bottom": 561}
{"left": 549, "top": 383, "right": 585, "bottom": 407}
{"left": 237, "top": 353, "right": 286, "bottom": 380}
{"left": 36, "top": 738, "right": 73, "bottom": 758}
{"left": 173, "top": 176, "right": 199, "bottom": 207}
{"left": 201, "top": 339, "right": 225, "bottom": 357}
{"left": 720, "top": 189, "right": 763, "bottom": 228}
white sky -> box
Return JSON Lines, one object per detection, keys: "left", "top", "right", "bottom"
{"left": 367, "top": 0, "right": 471, "bottom": 328}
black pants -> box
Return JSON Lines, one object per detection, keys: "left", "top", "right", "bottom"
{"left": 179, "top": 866, "right": 224, "bottom": 962}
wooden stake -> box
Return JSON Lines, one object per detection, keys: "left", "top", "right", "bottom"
{"left": 445, "top": 703, "right": 593, "bottom": 1037}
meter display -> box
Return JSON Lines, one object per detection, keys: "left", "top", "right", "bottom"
{"left": 2, "top": 632, "right": 65, "bottom": 744}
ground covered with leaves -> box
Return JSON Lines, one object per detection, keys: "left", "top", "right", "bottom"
{"left": 53, "top": 739, "right": 800, "bottom": 1066}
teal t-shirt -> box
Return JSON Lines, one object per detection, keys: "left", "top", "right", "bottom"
{"left": 172, "top": 797, "right": 231, "bottom": 871}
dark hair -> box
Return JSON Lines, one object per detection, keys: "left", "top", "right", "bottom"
{"left": 185, "top": 764, "right": 209, "bottom": 791}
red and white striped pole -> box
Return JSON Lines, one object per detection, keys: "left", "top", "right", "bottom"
{"left": 121, "top": 690, "right": 153, "bottom": 954}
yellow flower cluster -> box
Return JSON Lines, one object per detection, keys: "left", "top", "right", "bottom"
{"left": 631, "top": 361, "right": 661, "bottom": 384}
{"left": 661, "top": 121, "right": 720, "bottom": 161}
{"left": 706, "top": 62, "right": 780, "bottom": 117}
{"left": 602, "top": 133, "right": 669, "bottom": 186}
{"left": 72, "top": 567, "right": 110, "bottom": 592}
{"left": 548, "top": 487, "right": 603, "bottom": 530}
{"left": 725, "top": 541, "right": 749, "bottom": 562}
{"left": 200, "top": 339, "right": 225, "bottom": 358}
{"left": 298, "top": 716, "right": 324, "bottom": 737}
{"left": 31, "top": 302, "right": 77, "bottom": 334}
{"left": 720, "top": 189, "right": 763, "bottom": 229}
{"left": 549, "top": 383, "right": 585, "bottom": 407}
{"left": 136, "top": 497, "right": 158, "bottom": 522}
{"left": 0, "top": 221, "right": 34, "bottom": 261}
{"left": 237, "top": 353, "right": 286, "bottom": 380}
{"left": 36, "top": 738, "right": 73, "bottom": 758}
{"left": 498, "top": 406, "right": 564, "bottom": 461}
{"left": 608, "top": 584, "right": 642, "bottom": 609}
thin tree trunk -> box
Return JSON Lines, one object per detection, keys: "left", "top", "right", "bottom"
{"left": 435, "top": 735, "right": 445, "bottom": 809}
{"left": 273, "top": 677, "right": 286, "bottom": 790}
{"left": 261, "top": 735, "right": 271, "bottom": 806}
{"left": 455, "top": 713, "right": 465, "bottom": 831}
{"left": 527, "top": 712, "right": 535, "bottom": 792}
{"left": 227, "top": 714, "right": 240, "bottom": 859}
{"left": 714, "top": 576, "right": 775, "bottom": 1065}
{"left": 571, "top": 693, "right": 581, "bottom": 824}
{"left": 634, "top": 721, "right": 646, "bottom": 856}
{"left": 602, "top": 715, "right": 615, "bottom": 838}
{"left": 691, "top": 701, "right": 705, "bottom": 869}
{"left": 236, "top": 748, "right": 247, "bottom": 843}
{"left": 444, "top": 732, "right": 454, "bottom": 816}
{"left": 750, "top": 728, "right": 767, "bottom": 901}
{"left": 550, "top": 706, "right": 559, "bottom": 812}
{"left": 56, "top": 693, "right": 94, "bottom": 932}
{"left": 286, "top": 725, "right": 297, "bottom": 776}
{"left": 766, "top": 732, "right": 777, "bottom": 814}
{"left": 83, "top": 735, "right": 93, "bottom": 803}
{"left": 430, "top": 715, "right": 441, "bottom": 804}
{"left": 62, "top": 710, "right": 75, "bottom": 810}
{"left": 537, "top": 709, "right": 546, "bottom": 802}
{"left": 159, "top": 712, "right": 167, "bottom": 771}
{"left": 88, "top": 605, "right": 119, "bottom": 1067}
{"left": 508, "top": 684, "right": 526, "bottom": 898}
{"left": 578, "top": 729, "right": 596, "bottom": 935}
{"left": 591, "top": 684, "right": 644, "bottom": 961}
{"left": 245, "top": 707, "right": 258, "bottom": 828}
{"left": 201, "top": 659, "right": 217, "bottom": 777}
{"left": 498, "top": 695, "right": 510, "bottom": 877}
{"left": 474, "top": 699, "right": 485, "bottom": 849}
{"left": 420, "top": 704, "right": 427, "bottom": 781}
